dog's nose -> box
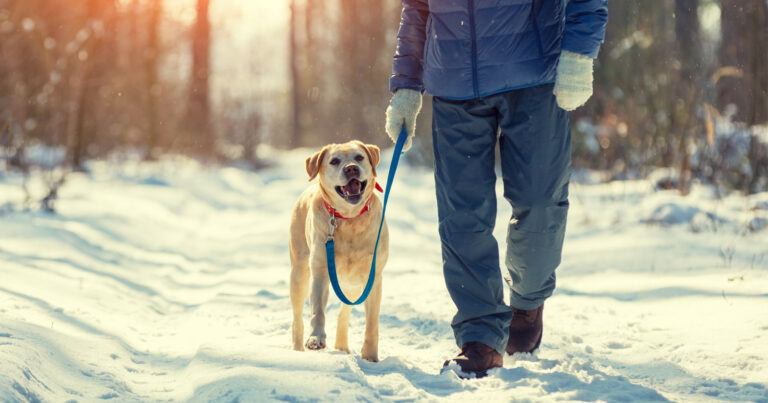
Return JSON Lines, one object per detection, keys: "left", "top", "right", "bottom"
{"left": 343, "top": 164, "right": 360, "bottom": 179}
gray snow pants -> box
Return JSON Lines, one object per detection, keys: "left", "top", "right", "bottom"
{"left": 432, "top": 84, "right": 571, "bottom": 354}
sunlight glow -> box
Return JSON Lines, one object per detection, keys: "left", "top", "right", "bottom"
{"left": 164, "top": 0, "right": 288, "bottom": 31}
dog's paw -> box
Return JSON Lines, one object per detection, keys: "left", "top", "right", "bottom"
{"left": 335, "top": 345, "right": 351, "bottom": 354}
{"left": 361, "top": 350, "right": 379, "bottom": 362}
{"left": 305, "top": 336, "right": 326, "bottom": 350}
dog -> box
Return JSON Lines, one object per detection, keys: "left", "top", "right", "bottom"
{"left": 289, "top": 141, "right": 388, "bottom": 362}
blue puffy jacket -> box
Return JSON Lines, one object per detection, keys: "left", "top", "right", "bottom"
{"left": 390, "top": 0, "right": 608, "bottom": 100}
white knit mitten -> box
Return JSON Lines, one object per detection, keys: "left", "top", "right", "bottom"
{"left": 385, "top": 89, "right": 422, "bottom": 152}
{"left": 554, "top": 51, "right": 594, "bottom": 111}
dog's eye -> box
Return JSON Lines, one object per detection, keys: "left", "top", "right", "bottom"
{"left": 354, "top": 155, "right": 365, "bottom": 162}
{"left": 329, "top": 158, "right": 340, "bottom": 166}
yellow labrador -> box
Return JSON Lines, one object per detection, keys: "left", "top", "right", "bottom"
{"left": 289, "top": 141, "right": 388, "bottom": 362}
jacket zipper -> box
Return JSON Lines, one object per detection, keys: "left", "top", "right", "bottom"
{"left": 468, "top": 0, "right": 479, "bottom": 98}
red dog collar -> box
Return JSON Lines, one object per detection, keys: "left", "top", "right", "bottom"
{"left": 322, "top": 182, "right": 383, "bottom": 220}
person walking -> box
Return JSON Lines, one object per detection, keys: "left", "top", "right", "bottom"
{"left": 385, "top": 0, "right": 608, "bottom": 378}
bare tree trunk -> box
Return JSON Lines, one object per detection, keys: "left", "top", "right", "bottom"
{"left": 718, "top": 0, "right": 768, "bottom": 125}
{"left": 185, "top": 0, "right": 213, "bottom": 156}
{"left": 361, "top": 0, "right": 387, "bottom": 145}
{"left": 71, "top": 0, "right": 113, "bottom": 171}
{"left": 0, "top": 0, "right": 30, "bottom": 171}
{"left": 338, "top": 0, "right": 374, "bottom": 142}
{"left": 673, "top": 0, "right": 702, "bottom": 195}
{"left": 71, "top": 71, "right": 89, "bottom": 170}
{"left": 145, "top": 0, "right": 162, "bottom": 159}
{"left": 750, "top": 0, "right": 768, "bottom": 125}
{"left": 289, "top": 0, "right": 302, "bottom": 148}
{"left": 245, "top": 113, "right": 260, "bottom": 165}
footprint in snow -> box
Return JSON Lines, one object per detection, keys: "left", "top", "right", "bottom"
{"left": 605, "top": 341, "right": 630, "bottom": 349}
{"left": 255, "top": 289, "right": 283, "bottom": 300}
{"left": 570, "top": 335, "right": 583, "bottom": 344}
{"left": 124, "top": 366, "right": 140, "bottom": 373}
{"left": 99, "top": 391, "right": 119, "bottom": 400}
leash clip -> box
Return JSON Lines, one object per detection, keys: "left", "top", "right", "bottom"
{"left": 327, "top": 214, "right": 337, "bottom": 241}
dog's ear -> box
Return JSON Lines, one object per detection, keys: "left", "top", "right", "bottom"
{"left": 305, "top": 146, "right": 329, "bottom": 181}
{"left": 362, "top": 143, "right": 381, "bottom": 177}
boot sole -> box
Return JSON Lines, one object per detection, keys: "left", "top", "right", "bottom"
{"left": 441, "top": 365, "right": 495, "bottom": 379}
{"left": 441, "top": 360, "right": 501, "bottom": 379}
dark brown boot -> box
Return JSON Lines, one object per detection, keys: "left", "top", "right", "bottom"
{"left": 505, "top": 304, "right": 544, "bottom": 355}
{"left": 442, "top": 342, "right": 502, "bottom": 379}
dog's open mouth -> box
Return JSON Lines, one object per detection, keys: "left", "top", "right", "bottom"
{"left": 335, "top": 179, "right": 367, "bottom": 204}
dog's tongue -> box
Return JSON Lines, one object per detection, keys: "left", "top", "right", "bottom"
{"left": 343, "top": 179, "right": 362, "bottom": 195}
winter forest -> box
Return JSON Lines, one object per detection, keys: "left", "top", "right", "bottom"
{"left": 1, "top": 0, "right": 767, "bottom": 192}
{"left": 1, "top": 0, "right": 768, "bottom": 401}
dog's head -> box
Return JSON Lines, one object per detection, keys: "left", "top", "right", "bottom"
{"left": 306, "top": 141, "right": 381, "bottom": 206}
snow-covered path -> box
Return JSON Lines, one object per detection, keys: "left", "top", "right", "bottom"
{"left": 1, "top": 151, "right": 767, "bottom": 402}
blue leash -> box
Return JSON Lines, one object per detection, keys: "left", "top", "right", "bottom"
{"left": 325, "top": 126, "right": 407, "bottom": 305}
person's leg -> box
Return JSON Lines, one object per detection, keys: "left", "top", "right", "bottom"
{"left": 496, "top": 83, "right": 571, "bottom": 311}
{"left": 432, "top": 96, "right": 512, "bottom": 355}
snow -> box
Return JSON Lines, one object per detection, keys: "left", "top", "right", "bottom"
{"left": 1, "top": 149, "right": 767, "bottom": 402}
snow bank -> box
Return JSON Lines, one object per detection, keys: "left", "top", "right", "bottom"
{"left": 638, "top": 185, "right": 768, "bottom": 234}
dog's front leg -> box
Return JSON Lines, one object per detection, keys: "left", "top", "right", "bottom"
{"left": 306, "top": 264, "right": 329, "bottom": 350}
{"left": 361, "top": 278, "right": 382, "bottom": 362}
{"left": 335, "top": 304, "right": 351, "bottom": 353}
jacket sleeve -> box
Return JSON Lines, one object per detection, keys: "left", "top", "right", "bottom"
{"left": 561, "top": 0, "right": 608, "bottom": 58}
{"left": 389, "top": 0, "right": 430, "bottom": 93}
